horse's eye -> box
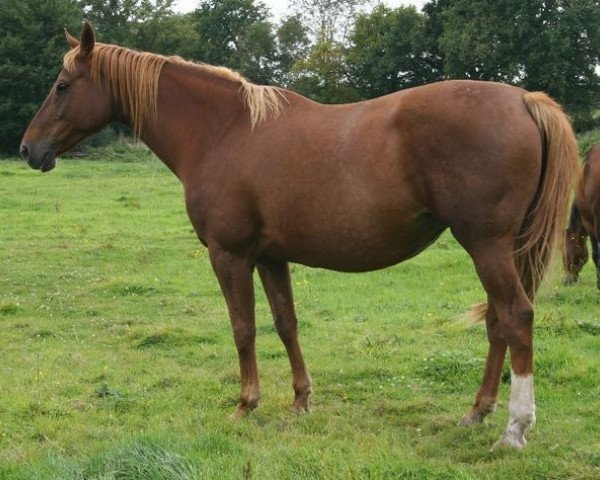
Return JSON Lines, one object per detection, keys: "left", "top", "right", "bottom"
{"left": 56, "top": 82, "right": 70, "bottom": 93}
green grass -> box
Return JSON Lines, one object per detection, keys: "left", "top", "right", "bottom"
{"left": 576, "top": 127, "right": 600, "bottom": 157}
{"left": 0, "top": 157, "right": 599, "bottom": 479}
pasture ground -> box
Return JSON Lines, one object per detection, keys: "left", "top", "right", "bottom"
{"left": 0, "top": 153, "right": 599, "bottom": 479}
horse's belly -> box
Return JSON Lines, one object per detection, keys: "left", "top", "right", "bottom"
{"left": 262, "top": 212, "right": 447, "bottom": 272}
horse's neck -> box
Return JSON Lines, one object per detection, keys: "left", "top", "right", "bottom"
{"left": 137, "top": 62, "right": 245, "bottom": 177}
{"left": 567, "top": 203, "right": 587, "bottom": 235}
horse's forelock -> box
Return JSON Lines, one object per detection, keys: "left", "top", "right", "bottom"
{"left": 62, "top": 47, "right": 79, "bottom": 72}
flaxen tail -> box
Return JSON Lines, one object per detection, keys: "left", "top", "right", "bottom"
{"left": 470, "top": 92, "right": 578, "bottom": 321}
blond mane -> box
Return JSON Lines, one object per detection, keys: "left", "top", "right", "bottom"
{"left": 63, "top": 43, "right": 284, "bottom": 136}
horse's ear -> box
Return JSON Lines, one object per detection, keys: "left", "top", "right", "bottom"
{"left": 79, "top": 22, "right": 95, "bottom": 57}
{"left": 64, "top": 28, "right": 79, "bottom": 49}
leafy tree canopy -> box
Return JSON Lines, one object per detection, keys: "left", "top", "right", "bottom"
{"left": 4, "top": 0, "right": 600, "bottom": 155}
{"left": 347, "top": 5, "right": 439, "bottom": 98}
{"left": 438, "top": 0, "right": 600, "bottom": 127}
{"left": 191, "top": 0, "right": 277, "bottom": 84}
{"left": 0, "top": 0, "right": 81, "bottom": 154}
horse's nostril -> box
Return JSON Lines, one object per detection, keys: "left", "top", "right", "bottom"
{"left": 20, "top": 144, "right": 29, "bottom": 160}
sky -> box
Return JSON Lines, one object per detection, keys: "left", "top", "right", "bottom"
{"left": 172, "top": 0, "right": 428, "bottom": 17}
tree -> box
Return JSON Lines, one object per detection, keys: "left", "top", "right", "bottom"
{"left": 289, "top": 0, "right": 366, "bottom": 43}
{"left": 0, "top": 0, "right": 82, "bottom": 155}
{"left": 438, "top": 0, "right": 526, "bottom": 82}
{"left": 420, "top": 0, "right": 458, "bottom": 80}
{"left": 290, "top": 38, "right": 361, "bottom": 103}
{"left": 516, "top": 0, "right": 600, "bottom": 128}
{"left": 284, "top": 0, "right": 366, "bottom": 102}
{"left": 436, "top": 0, "right": 600, "bottom": 128}
{"left": 79, "top": 0, "right": 175, "bottom": 46}
{"left": 134, "top": 12, "right": 199, "bottom": 58}
{"left": 191, "top": 0, "right": 278, "bottom": 85}
{"left": 274, "top": 14, "right": 310, "bottom": 85}
{"left": 347, "top": 5, "right": 438, "bottom": 99}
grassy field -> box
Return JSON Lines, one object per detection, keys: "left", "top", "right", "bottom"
{"left": 0, "top": 153, "right": 599, "bottom": 479}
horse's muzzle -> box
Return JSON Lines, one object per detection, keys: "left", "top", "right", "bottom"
{"left": 20, "top": 141, "right": 56, "bottom": 172}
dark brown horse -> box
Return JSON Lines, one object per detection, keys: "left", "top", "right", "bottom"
{"left": 20, "top": 24, "right": 578, "bottom": 449}
{"left": 564, "top": 143, "right": 600, "bottom": 287}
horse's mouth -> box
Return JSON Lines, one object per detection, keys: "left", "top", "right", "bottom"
{"left": 30, "top": 150, "right": 57, "bottom": 173}
{"left": 40, "top": 155, "right": 57, "bottom": 172}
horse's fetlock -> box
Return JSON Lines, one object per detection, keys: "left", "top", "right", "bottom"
{"left": 477, "top": 396, "right": 497, "bottom": 415}
{"left": 241, "top": 392, "right": 260, "bottom": 410}
{"left": 294, "top": 381, "right": 312, "bottom": 395}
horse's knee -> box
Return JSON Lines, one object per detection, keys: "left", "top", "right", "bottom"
{"left": 516, "top": 302, "right": 534, "bottom": 328}
{"left": 274, "top": 313, "right": 297, "bottom": 342}
{"left": 232, "top": 323, "right": 256, "bottom": 352}
{"left": 500, "top": 300, "right": 533, "bottom": 336}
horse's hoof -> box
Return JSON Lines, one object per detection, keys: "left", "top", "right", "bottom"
{"left": 491, "top": 432, "right": 527, "bottom": 451}
{"left": 290, "top": 391, "right": 310, "bottom": 414}
{"left": 228, "top": 407, "right": 247, "bottom": 421}
{"left": 459, "top": 400, "right": 495, "bottom": 426}
{"left": 228, "top": 401, "right": 257, "bottom": 420}
{"left": 458, "top": 409, "right": 485, "bottom": 427}
{"left": 290, "top": 402, "right": 310, "bottom": 415}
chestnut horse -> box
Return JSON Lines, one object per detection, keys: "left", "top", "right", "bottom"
{"left": 21, "top": 24, "right": 578, "bottom": 449}
{"left": 564, "top": 143, "right": 600, "bottom": 287}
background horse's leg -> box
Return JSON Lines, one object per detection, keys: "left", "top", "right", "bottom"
{"left": 470, "top": 243, "right": 535, "bottom": 449}
{"left": 209, "top": 247, "right": 260, "bottom": 419}
{"left": 460, "top": 303, "right": 507, "bottom": 426}
{"left": 258, "top": 260, "right": 312, "bottom": 412}
{"left": 562, "top": 229, "right": 588, "bottom": 285}
{"left": 591, "top": 238, "right": 600, "bottom": 289}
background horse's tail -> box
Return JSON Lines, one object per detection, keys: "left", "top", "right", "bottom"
{"left": 470, "top": 92, "right": 579, "bottom": 321}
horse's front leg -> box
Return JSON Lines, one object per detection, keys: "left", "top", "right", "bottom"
{"left": 258, "top": 260, "right": 312, "bottom": 413}
{"left": 209, "top": 246, "right": 259, "bottom": 419}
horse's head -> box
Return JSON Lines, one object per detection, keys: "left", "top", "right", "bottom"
{"left": 562, "top": 228, "right": 588, "bottom": 284}
{"left": 20, "top": 23, "right": 113, "bottom": 172}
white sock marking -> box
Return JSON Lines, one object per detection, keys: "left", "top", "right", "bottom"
{"left": 509, "top": 371, "right": 536, "bottom": 427}
{"left": 496, "top": 370, "right": 535, "bottom": 448}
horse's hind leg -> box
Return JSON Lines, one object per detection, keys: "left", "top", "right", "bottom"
{"left": 258, "top": 260, "right": 312, "bottom": 412}
{"left": 459, "top": 303, "right": 507, "bottom": 425}
{"left": 464, "top": 240, "right": 536, "bottom": 449}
